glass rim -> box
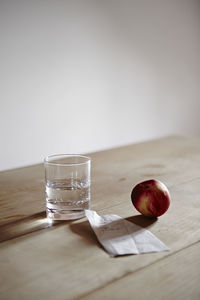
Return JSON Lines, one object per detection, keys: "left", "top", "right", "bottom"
{"left": 44, "top": 154, "right": 91, "bottom": 167}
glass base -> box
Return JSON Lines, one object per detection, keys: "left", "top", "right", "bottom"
{"left": 46, "top": 208, "right": 86, "bottom": 220}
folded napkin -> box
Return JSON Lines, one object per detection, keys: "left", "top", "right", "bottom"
{"left": 85, "top": 210, "right": 169, "bottom": 256}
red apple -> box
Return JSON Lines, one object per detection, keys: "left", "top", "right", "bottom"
{"left": 131, "top": 179, "right": 170, "bottom": 217}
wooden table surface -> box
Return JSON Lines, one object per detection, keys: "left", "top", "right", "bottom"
{"left": 0, "top": 136, "right": 200, "bottom": 300}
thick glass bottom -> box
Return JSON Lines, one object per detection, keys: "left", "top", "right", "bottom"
{"left": 46, "top": 208, "right": 86, "bottom": 220}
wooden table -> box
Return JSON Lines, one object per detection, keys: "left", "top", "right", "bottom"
{"left": 0, "top": 136, "right": 200, "bottom": 300}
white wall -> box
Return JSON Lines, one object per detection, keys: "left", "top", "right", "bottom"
{"left": 0, "top": 0, "right": 200, "bottom": 171}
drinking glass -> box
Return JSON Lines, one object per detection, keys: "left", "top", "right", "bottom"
{"left": 44, "top": 154, "right": 91, "bottom": 220}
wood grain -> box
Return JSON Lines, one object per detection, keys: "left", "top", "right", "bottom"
{"left": 0, "top": 136, "right": 200, "bottom": 299}
{"left": 78, "top": 242, "right": 200, "bottom": 300}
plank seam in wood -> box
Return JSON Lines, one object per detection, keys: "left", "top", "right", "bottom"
{"left": 75, "top": 240, "right": 200, "bottom": 300}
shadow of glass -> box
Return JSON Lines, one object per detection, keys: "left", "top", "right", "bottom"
{"left": 0, "top": 211, "right": 72, "bottom": 243}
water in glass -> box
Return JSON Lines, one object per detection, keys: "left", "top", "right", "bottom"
{"left": 46, "top": 178, "right": 90, "bottom": 220}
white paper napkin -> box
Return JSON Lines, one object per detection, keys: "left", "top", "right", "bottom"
{"left": 85, "top": 210, "right": 169, "bottom": 256}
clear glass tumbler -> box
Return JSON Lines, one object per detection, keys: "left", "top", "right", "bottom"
{"left": 44, "top": 154, "right": 91, "bottom": 220}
